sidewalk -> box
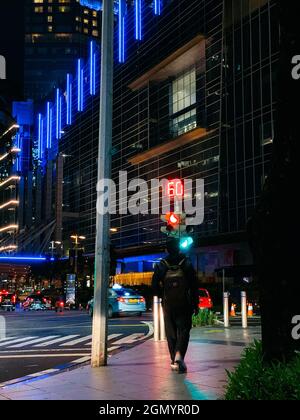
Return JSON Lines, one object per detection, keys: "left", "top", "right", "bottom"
{"left": 0, "top": 326, "right": 261, "bottom": 401}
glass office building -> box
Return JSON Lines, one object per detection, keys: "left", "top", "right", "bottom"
{"left": 25, "top": 0, "right": 279, "bottom": 279}
{"left": 24, "top": 0, "right": 101, "bottom": 101}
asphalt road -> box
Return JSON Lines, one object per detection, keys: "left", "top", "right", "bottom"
{"left": 0, "top": 310, "right": 153, "bottom": 385}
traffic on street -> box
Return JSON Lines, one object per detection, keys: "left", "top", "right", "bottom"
{"left": 0, "top": 310, "right": 153, "bottom": 386}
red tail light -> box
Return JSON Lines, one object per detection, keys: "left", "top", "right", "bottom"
{"left": 117, "top": 297, "right": 125, "bottom": 303}
{"left": 139, "top": 298, "right": 145, "bottom": 303}
{"left": 60, "top": 302, "right": 64, "bottom": 307}
{"left": 12, "top": 295, "right": 16, "bottom": 304}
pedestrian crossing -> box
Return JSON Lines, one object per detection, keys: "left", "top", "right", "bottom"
{"left": 0, "top": 332, "right": 147, "bottom": 352}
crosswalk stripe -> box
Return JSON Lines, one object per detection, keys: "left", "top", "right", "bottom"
{"left": 60, "top": 335, "right": 92, "bottom": 347}
{"left": 0, "top": 336, "right": 16, "bottom": 343}
{"left": 113, "top": 333, "right": 145, "bottom": 345}
{"left": 108, "top": 346, "right": 120, "bottom": 352}
{"left": 8, "top": 336, "right": 59, "bottom": 348}
{"left": 85, "top": 333, "right": 122, "bottom": 346}
{"left": 71, "top": 356, "right": 91, "bottom": 364}
{"left": 0, "top": 336, "right": 37, "bottom": 348}
{"left": 34, "top": 335, "right": 79, "bottom": 347}
{"left": 72, "top": 346, "right": 121, "bottom": 364}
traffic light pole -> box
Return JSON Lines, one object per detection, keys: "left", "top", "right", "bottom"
{"left": 91, "top": 0, "right": 114, "bottom": 368}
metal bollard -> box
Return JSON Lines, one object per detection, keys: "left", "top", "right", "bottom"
{"left": 159, "top": 299, "right": 166, "bottom": 341}
{"left": 241, "top": 291, "right": 248, "bottom": 329}
{"left": 153, "top": 296, "right": 160, "bottom": 341}
{"left": 0, "top": 315, "right": 6, "bottom": 341}
{"left": 223, "top": 292, "right": 230, "bottom": 328}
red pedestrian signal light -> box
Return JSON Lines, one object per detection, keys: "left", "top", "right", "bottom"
{"left": 167, "top": 212, "right": 180, "bottom": 226}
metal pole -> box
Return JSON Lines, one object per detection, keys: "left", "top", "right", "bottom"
{"left": 223, "top": 292, "right": 230, "bottom": 328}
{"left": 241, "top": 291, "right": 248, "bottom": 329}
{"left": 159, "top": 299, "right": 166, "bottom": 341}
{"left": 153, "top": 296, "right": 160, "bottom": 342}
{"left": 91, "top": 0, "right": 114, "bottom": 368}
{"left": 74, "top": 240, "right": 78, "bottom": 278}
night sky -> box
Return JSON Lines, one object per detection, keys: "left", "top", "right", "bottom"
{"left": 0, "top": 0, "right": 25, "bottom": 101}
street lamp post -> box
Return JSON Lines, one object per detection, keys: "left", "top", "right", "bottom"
{"left": 91, "top": 0, "right": 114, "bottom": 368}
{"left": 49, "top": 241, "right": 61, "bottom": 286}
{"left": 70, "top": 235, "right": 86, "bottom": 278}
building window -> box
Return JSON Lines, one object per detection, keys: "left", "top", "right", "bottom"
{"left": 170, "top": 67, "right": 197, "bottom": 137}
{"left": 92, "top": 30, "right": 99, "bottom": 37}
{"left": 59, "top": 6, "right": 70, "bottom": 12}
{"left": 34, "top": 6, "right": 43, "bottom": 12}
{"left": 48, "top": 16, "right": 53, "bottom": 22}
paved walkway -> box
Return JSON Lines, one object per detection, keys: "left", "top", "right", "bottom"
{"left": 0, "top": 326, "right": 261, "bottom": 400}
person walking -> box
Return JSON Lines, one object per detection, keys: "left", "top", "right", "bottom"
{"left": 152, "top": 237, "right": 199, "bottom": 373}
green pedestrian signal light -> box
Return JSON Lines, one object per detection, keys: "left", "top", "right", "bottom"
{"left": 179, "top": 236, "right": 194, "bottom": 250}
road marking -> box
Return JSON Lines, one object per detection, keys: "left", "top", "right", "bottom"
{"left": 8, "top": 336, "right": 58, "bottom": 348}
{"left": 34, "top": 335, "right": 79, "bottom": 347}
{"left": 113, "top": 333, "right": 145, "bottom": 345}
{"left": 72, "top": 346, "right": 121, "bottom": 364}
{"left": 141, "top": 321, "right": 154, "bottom": 339}
{"left": 60, "top": 334, "right": 92, "bottom": 347}
{"left": 0, "top": 336, "right": 37, "bottom": 347}
{"left": 0, "top": 336, "right": 16, "bottom": 342}
{"left": 0, "top": 353, "right": 88, "bottom": 359}
{"left": 27, "top": 369, "right": 59, "bottom": 377}
{"left": 71, "top": 355, "right": 91, "bottom": 364}
{"left": 85, "top": 333, "right": 122, "bottom": 346}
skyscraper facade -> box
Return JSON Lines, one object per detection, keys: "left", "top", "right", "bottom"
{"left": 24, "top": 0, "right": 101, "bottom": 101}
{"left": 9, "top": 0, "right": 279, "bottom": 281}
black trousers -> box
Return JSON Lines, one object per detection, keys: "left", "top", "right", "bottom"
{"left": 163, "top": 305, "right": 192, "bottom": 362}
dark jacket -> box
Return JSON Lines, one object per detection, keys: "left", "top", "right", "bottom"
{"left": 152, "top": 253, "right": 199, "bottom": 312}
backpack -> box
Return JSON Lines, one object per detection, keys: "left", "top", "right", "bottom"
{"left": 161, "top": 258, "right": 190, "bottom": 307}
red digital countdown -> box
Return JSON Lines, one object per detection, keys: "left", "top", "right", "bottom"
{"left": 167, "top": 180, "right": 184, "bottom": 198}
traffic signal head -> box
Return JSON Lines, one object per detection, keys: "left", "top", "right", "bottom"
{"left": 161, "top": 212, "right": 181, "bottom": 235}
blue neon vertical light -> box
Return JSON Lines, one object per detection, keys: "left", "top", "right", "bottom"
{"left": 15, "top": 132, "right": 21, "bottom": 172}
{"left": 77, "top": 59, "right": 84, "bottom": 111}
{"left": 135, "top": 0, "right": 142, "bottom": 41}
{"left": 56, "top": 89, "right": 61, "bottom": 140}
{"left": 59, "top": 96, "right": 62, "bottom": 136}
{"left": 154, "top": 0, "right": 161, "bottom": 15}
{"left": 118, "top": 0, "right": 126, "bottom": 63}
{"left": 38, "top": 113, "right": 43, "bottom": 159}
{"left": 46, "top": 102, "right": 52, "bottom": 149}
{"left": 67, "top": 74, "right": 72, "bottom": 125}
{"left": 90, "top": 42, "right": 96, "bottom": 95}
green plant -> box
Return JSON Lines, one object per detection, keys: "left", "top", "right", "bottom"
{"left": 192, "top": 309, "right": 217, "bottom": 327}
{"left": 225, "top": 341, "right": 300, "bottom": 400}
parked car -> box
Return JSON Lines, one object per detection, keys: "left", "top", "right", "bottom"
{"left": 198, "top": 288, "right": 213, "bottom": 310}
{"left": 0, "top": 291, "right": 16, "bottom": 311}
{"left": 88, "top": 286, "right": 147, "bottom": 318}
